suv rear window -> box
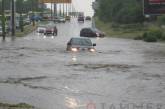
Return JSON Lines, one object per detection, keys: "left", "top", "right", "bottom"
{"left": 71, "top": 38, "right": 92, "bottom": 46}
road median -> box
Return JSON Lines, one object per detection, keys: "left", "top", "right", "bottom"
{"left": 16, "top": 24, "right": 37, "bottom": 37}
{"left": 0, "top": 103, "right": 35, "bottom": 109}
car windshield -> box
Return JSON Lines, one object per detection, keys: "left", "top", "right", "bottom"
{"left": 46, "top": 27, "right": 53, "bottom": 30}
{"left": 38, "top": 27, "right": 45, "bottom": 30}
{"left": 71, "top": 38, "right": 92, "bottom": 46}
{"left": 91, "top": 28, "right": 99, "bottom": 32}
{"left": 47, "top": 22, "right": 55, "bottom": 26}
{"left": 38, "top": 24, "right": 46, "bottom": 27}
{"left": 79, "top": 16, "right": 84, "bottom": 18}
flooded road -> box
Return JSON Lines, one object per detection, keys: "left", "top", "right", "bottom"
{"left": 0, "top": 18, "right": 165, "bottom": 109}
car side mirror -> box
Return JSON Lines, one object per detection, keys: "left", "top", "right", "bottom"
{"left": 93, "top": 43, "right": 96, "bottom": 46}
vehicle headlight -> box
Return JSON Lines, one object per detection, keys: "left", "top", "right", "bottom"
{"left": 89, "top": 48, "right": 96, "bottom": 52}
{"left": 71, "top": 48, "right": 78, "bottom": 52}
{"left": 96, "top": 33, "right": 100, "bottom": 37}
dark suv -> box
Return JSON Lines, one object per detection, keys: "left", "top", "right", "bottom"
{"left": 66, "top": 37, "right": 96, "bottom": 52}
{"left": 80, "top": 28, "right": 105, "bottom": 38}
{"left": 85, "top": 16, "right": 91, "bottom": 20}
{"left": 78, "top": 16, "right": 84, "bottom": 22}
{"left": 44, "top": 26, "right": 57, "bottom": 36}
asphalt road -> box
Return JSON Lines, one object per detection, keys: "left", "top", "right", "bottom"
{"left": 0, "top": 18, "right": 165, "bottom": 109}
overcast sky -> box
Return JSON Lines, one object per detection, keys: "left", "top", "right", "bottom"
{"left": 47, "top": 0, "right": 94, "bottom": 16}
{"left": 72, "top": 0, "right": 94, "bottom": 16}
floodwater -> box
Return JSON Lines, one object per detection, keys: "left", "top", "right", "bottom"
{"left": 0, "top": 18, "right": 165, "bottom": 109}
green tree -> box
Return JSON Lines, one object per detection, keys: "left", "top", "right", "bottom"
{"left": 96, "top": 0, "right": 144, "bottom": 24}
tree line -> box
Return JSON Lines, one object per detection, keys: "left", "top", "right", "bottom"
{"left": 0, "top": 0, "right": 43, "bottom": 14}
{"left": 95, "top": 0, "right": 145, "bottom": 24}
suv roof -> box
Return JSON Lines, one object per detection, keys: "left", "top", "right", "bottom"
{"left": 70, "top": 37, "right": 92, "bottom": 46}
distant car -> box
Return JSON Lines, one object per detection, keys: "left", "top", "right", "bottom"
{"left": 54, "top": 16, "right": 66, "bottom": 23}
{"left": 85, "top": 16, "right": 91, "bottom": 20}
{"left": 44, "top": 26, "right": 57, "bottom": 36}
{"left": 53, "top": 16, "right": 59, "bottom": 22}
{"left": 80, "top": 28, "right": 105, "bottom": 38}
{"left": 36, "top": 26, "right": 46, "bottom": 34}
{"left": 78, "top": 16, "right": 84, "bottom": 22}
{"left": 30, "top": 15, "right": 42, "bottom": 22}
{"left": 24, "top": 18, "right": 31, "bottom": 25}
{"left": 66, "top": 37, "right": 96, "bottom": 52}
{"left": 42, "top": 15, "right": 49, "bottom": 20}
{"left": 65, "top": 16, "right": 71, "bottom": 21}
{"left": 59, "top": 17, "right": 66, "bottom": 23}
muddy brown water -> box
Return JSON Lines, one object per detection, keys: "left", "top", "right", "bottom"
{"left": 0, "top": 19, "right": 165, "bottom": 109}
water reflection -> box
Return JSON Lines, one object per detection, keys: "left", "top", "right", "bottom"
{"left": 72, "top": 55, "right": 77, "bottom": 62}
{"left": 65, "top": 97, "right": 79, "bottom": 109}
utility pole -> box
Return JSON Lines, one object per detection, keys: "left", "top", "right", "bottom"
{"left": 65, "top": 3, "right": 67, "bottom": 16}
{"left": 11, "top": 0, "right": 15, "bottom": 38}
{"left": 1, "top": 0, "right": 6, "bottom": 40}
{"left": 20, "top": 12, "right": 24, "bottom": 32}
{"left": 59, "top": 4, "right": 62, "bottom": 16}
{"left": 31, "top": 0, "right": 35, "bottom": 27}
{"left": 63, "top": 1, "right": 65, "bottom": 17}
{"left": 54, "top": 3, "right": 57, "bottom": 17}
{"left": 19, "top": 0, "right": 24, "bottom": 32}
{"left": 51, "top": 0, "right": 53, "bottom": 20}
{"left": 41, "top": 0, "right": 44, "bottom": 17}
{"left": 69, "top": 3, "right": 71, "bottom": 16}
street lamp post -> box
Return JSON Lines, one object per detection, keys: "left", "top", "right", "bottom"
{"left": 22, "top": 0, "right": 27, "bottom": 30}
{"left": 19, "top": 0, "right": 27, "bottom": 32}
{"left": 19, "top": 10, "right": 24, "bottom": 32}
{"left": 51, "top": 0, "right": 53, "bottom": 20}
{"left": 19, "top": 1, "right": 22, "bottom": 32}
{"left": 54, "top": 3, "right": 57, "bottom": 17}
{"left": 31, "top": 0, "right": 35, "bottom": 27}
{"left": 63, "top": 0, "right": 65, "bottom": 16}
{"left": 11, "top": 0, "right": 15, "bottom": 38}
{"left": 1, "top": 0, "right": 6, "bottom": 40}
{"left": 92, "top": 0, "right": 96, "bottom": 28}
{"left": 65, "top": 3, "right": 68, "bottom": 16}
{"left": 59, "top": 3, "right": 62, "bottom": 16}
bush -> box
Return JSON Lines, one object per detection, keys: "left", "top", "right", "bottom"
{"left": 161, "top": 33, "right": 165, "bottom": 40}
{"left": 151, "top": 29, "right": 162, "bottom": 39}
{"left": 147, "top": 28, "right": 163, "bottom": 39}
{"left": 142, "top": 32, "right": 148, "bottom": 39}
{"left": 142, "top": 28, "right": 163, "bottom": 38}
{"left": 142, "top": 29, "right": 165, "bottom": 42}
{"left": 143, "top": 32, "right": 157, "bottom": 42}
